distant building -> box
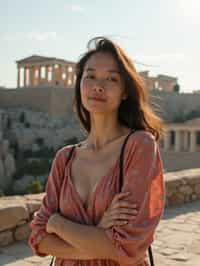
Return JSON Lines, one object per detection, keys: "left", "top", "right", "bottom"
{"left": 139, "top": 71, "right": 178, "bottom": 92}
{"left": 16, "top": 55, "right": 76, "bottom": 88}
{"left": 160, "top": 118, "right": 200, "bottom": 152}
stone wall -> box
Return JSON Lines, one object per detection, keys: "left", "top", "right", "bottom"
{"left": 160, "top": 150, "right": 200, "bottom": 172}
{"left": 0, "top": 106, "right": 84, "bottom": 151}
{"left": 151, "top": 90, "right": 200, "bottom": 122}
{"left": 0, "top": 86, "right": 74, "bottom": 119}
{"left": 1, "top": 87, "right": 200, "bottom": 121}
{"left": 0, "top": 168, "right": 200, "bottom": 247}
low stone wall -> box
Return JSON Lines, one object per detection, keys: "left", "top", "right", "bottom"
{"left": 164, "top": 169, "right": 200, "bottom": 206}
{"left": 0, "top": 168, "right": 200, "bottom": 247}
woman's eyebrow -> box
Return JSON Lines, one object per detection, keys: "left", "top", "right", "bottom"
{"left": 85, "top": 67, "right": 120, "bottom": 74}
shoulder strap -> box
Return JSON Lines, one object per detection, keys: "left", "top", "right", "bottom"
{"left": 119, "top": 130, "right": 135, "bottom": 189}
{"left": 64, "top": 145, "right": 75, "bottom": 167}
{"left": 118, "top": 130, "right": 155, "bottom": 266}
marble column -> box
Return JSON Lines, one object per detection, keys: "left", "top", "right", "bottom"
{"left": 163, "top": 131, "right": 171, "bottom": 150}
{"left": 45, "top": 65, "right": 48, "bottom": 83}
{"left": 175, "top": 130, "right": 181, "bottom": 152}
{"left": 58, "top": 64, "right": 62, "bottom": 85}
{"left": 23, "top": 67, "right": 27, "bottom": 87}
{"left": 73, "top": 73, "right": 76, "bottom": 85}
{"left": 189, "top": 130, "right": 196, "bottom": 152}
{"left": 60, "top": 65, "right": 66, "bottom": 86}
{"left": 51, "top": 64, "right": 55, "bottom": 85}
{"left": 38, "top": 65, "right": 41, "bottom": 85}
{"left": 17, "top": 67, "right": 20, "bottom": 88}
{"left": 183, "top": 130, "right": 188, "bottom": 151}
{"left": 29, "top": 66, "right": 34, "bottom": 87}
{"left": 64, "top": 66, "right": 68, "bottom": 86}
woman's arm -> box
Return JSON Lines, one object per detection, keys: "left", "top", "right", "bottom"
{"left": 37, "top": 233, "right": 95, "bottom": 260}
{"left": 46, "top": 214, "right": 119, "bottom": 261}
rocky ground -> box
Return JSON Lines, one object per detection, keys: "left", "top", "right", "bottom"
{"left": 0, "top": 200, "right": 200, "bottom": 266}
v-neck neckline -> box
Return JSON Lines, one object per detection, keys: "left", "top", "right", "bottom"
{"left": 68, "top": 147, "right": 120, "bottom": 212}
{"left": 67, "top": 129, "right": 134, "bottom": 212}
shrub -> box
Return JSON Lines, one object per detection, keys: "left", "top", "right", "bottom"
{"left": 27, "top": 180, "right": 44, "bottom": 194}
{"left": 63, "top": 136, "right": 78, "bottom": 146}
{"left": 23, "top": 147, "right": 55, "bottom": 158}
{"left": 35, "top": 137, "right": 44, "bottom": 147}
{"left": 14, "top": 159, "right": 52, "bottom": 179}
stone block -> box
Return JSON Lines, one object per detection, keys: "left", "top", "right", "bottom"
{"left": 0, "top": 230, "right": 14, "bottom": 246}
{"left": 169, "top": 193, "right": 185, "bottom": 206}
{"left": 179, "top": 185, "right": 193, "bottom": 195}
{"left": 14, "top": 223, "right": 31, "bottom": 241}
{"left": 194, "top": 184, "right": 200, "bottom": 195}
{"left": 0, "top": 205, "right": 29, "bottom": 232}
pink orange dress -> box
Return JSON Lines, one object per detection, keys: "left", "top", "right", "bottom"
{"left": 28, "top": 130, "right": 165, "bottom": 266}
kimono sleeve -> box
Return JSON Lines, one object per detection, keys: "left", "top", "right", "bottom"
{"left": 104, "top": 131, "right": 165, "bottom": 265}
{"left": 28, "top": 147, "right": 70, "bottom": 256}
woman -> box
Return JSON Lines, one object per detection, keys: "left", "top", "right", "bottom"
{"left": 28, "top": 37, "right": 165, "bottom": 266}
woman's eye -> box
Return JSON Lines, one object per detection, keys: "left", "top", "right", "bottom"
{"left": 85, "top": 74, "right": 95, "bottom": 79}
{"left": 107, "top": 77, "right": 118, "bottom": 82}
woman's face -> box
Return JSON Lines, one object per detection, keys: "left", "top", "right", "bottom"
{"left": 80, "top": 52, "right": 127, "bottom": 115}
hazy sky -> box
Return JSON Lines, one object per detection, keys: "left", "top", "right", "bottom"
{"left": 0, "top": 0, "right": 199, "bottom": 93}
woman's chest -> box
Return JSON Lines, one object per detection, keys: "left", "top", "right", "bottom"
{"left": 70, "top": 154, "right": 119, "bottom": 209}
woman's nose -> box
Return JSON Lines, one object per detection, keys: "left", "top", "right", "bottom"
{"left": 92, "top": 80, "right": 105, "bottom": 92}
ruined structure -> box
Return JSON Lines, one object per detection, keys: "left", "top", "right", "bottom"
{"left": 16, "top": 55, "right": 76, "bottom": 88}
{"left": 160, "top": 118, "right": 200, "bottom": 152}
{"left": 139, "top": 71, "right": 178, "bottom": 92}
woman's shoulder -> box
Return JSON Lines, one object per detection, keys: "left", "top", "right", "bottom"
{"left": 129, "top": 130, "right": 156, "bottom": 144}
{"left": 54, "top": 143, "right": 78, "bottom": 161}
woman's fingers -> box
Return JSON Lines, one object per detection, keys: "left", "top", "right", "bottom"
{"left": 115, "top": 207, "right": 138, "bottom": 215}
{"left": 112, "top": 192, "right": 131, "bottom": 204}
{"left": 117, "top": 200, "right": 137, "bottom": 208}
{"left": 111, "top": 212, "right": 137, "bottom": 220}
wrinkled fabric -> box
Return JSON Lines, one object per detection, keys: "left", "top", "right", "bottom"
{"left": 28, "top": 130, "right": 165, "bottom": 266}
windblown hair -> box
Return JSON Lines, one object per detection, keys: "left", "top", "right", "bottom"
{"left": 73, "top": 37, "right": 165, "bottom": 141}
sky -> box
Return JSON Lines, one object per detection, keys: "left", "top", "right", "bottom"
{"left": 0, "top": 0, "right": 200, "bottom": 93}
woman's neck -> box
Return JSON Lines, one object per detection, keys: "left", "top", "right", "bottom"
{"left": 85, "top": 125, "right": 130, "bottom": 152}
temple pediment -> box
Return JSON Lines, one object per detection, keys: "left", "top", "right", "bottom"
{"left": 16, "top": 55, "right": 75, "bottom": 65}
{"left": 16, "top": 55, "right": 56, "bottom": 64}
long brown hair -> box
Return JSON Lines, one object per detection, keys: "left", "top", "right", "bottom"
{"left": 73, "top": 37, "right": 165, "bottom": 141}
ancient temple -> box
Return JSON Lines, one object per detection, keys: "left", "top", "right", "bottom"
{"left": 16, "top": 55, "right": 76, "bottom": 88}
{"left": 139, "top": 71, "right": 178, "bottom": 92}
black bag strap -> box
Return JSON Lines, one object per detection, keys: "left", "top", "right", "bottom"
{"left": 118, "top": 130, "right": 155, "bottom": 266}
{"left": 50, "top": 145, "right": 76, "bottom": 266}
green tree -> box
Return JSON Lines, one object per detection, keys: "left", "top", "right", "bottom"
{"left": 173, "top": 83, "right": 180, "bottom": 93}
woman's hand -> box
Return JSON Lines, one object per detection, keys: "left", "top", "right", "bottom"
{"left": 97, "top": 192, "right": 138, "bottom": 229}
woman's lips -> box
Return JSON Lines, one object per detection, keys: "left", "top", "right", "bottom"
{"left": 89, "top": 97, "right": 105, "bottom": 102}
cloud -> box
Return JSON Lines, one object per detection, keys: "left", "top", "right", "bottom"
{"left": 66, "top": 4, "right": 84, "bottom": 13}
